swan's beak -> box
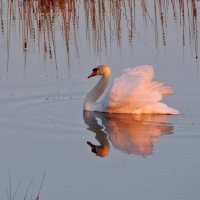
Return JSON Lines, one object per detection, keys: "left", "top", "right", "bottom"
{"left": 88, "top": 71, "right": 97, "bottom": 78}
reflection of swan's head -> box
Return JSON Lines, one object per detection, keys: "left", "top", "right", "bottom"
{"left": 87, "top": 141, "right": 110, "bottom": 157}
{"left": 88, "top": 65, "right": 111, "bottom": 78}
{"left": 83, "top": 111, "right": 110, "bottom": 157}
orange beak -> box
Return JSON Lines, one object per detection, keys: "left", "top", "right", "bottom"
{"left": 88, "top": 71, "right": 97, "bottom": 78}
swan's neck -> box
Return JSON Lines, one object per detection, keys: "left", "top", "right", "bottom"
{"left": 84, "top": 75, "right": 110, "bottom": 110}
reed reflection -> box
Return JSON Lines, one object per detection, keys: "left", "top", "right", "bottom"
{"left": 84, "top": 111, "right": 174, "bottom": 157}
{"left": 1, "top": 0, "right": 79, "bottom": 69}
{"left": 0, "top": 0, "right": 199, "bottom": 71}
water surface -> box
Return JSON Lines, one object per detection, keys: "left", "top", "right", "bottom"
{"left": 0, "top": 1, "right": 200, "bottom": 200}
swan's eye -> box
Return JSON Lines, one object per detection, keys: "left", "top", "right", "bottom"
{"left": 92, "top": 68, "right": 98, "bottom": 72}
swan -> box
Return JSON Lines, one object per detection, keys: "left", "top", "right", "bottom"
{"left": 83, "top": 65, "right": 180, "bottom": 114}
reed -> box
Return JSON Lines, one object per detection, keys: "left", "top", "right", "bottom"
{"left": 0, "top": 0, "right": 199, "bottom": 69}
{"left": 5, "top": 172, "right": 46, "bottom": 200}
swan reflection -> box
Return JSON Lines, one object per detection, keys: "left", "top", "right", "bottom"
{"left": 83, "top": 111, "right": 174, "bottom": 157}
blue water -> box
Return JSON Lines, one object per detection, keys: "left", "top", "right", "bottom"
{"left": 0, "top": 1, "right": 200, "bottom": 200}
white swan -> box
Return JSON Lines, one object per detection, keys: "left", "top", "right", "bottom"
{"left": 83, "top": 65, "right": 180, "bottom": 114}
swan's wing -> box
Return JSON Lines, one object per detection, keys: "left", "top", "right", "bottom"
{"left": 122, "top": 65, "right": 154, "bottom": 82}
{"left": 102, "top": 65, "right": 173, "bottom": 113}
{"left": 121, "top": 66, "right": 173, "bottom": 96}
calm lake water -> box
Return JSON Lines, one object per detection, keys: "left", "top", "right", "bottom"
{"left": 0, "top": 1, "right": 200, "bottom": 200}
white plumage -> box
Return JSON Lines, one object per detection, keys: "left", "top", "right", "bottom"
{"left": 84, "top": 65, "right": 180, "bottom": 114}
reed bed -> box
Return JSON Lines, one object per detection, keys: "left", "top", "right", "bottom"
{"left": 0, "top": 0, "right": 199, "bottom": 68}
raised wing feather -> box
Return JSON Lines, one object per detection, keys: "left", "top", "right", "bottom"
{"left": 102, "top": 65, "right": 173, "bottom": 113}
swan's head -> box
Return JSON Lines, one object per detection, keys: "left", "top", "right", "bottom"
{"left": 88, "top": 65, "right": 111, "bottom": 78}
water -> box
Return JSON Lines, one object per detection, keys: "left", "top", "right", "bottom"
{"left": 0, "top": 1, "right": 200, "bottom": 200}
